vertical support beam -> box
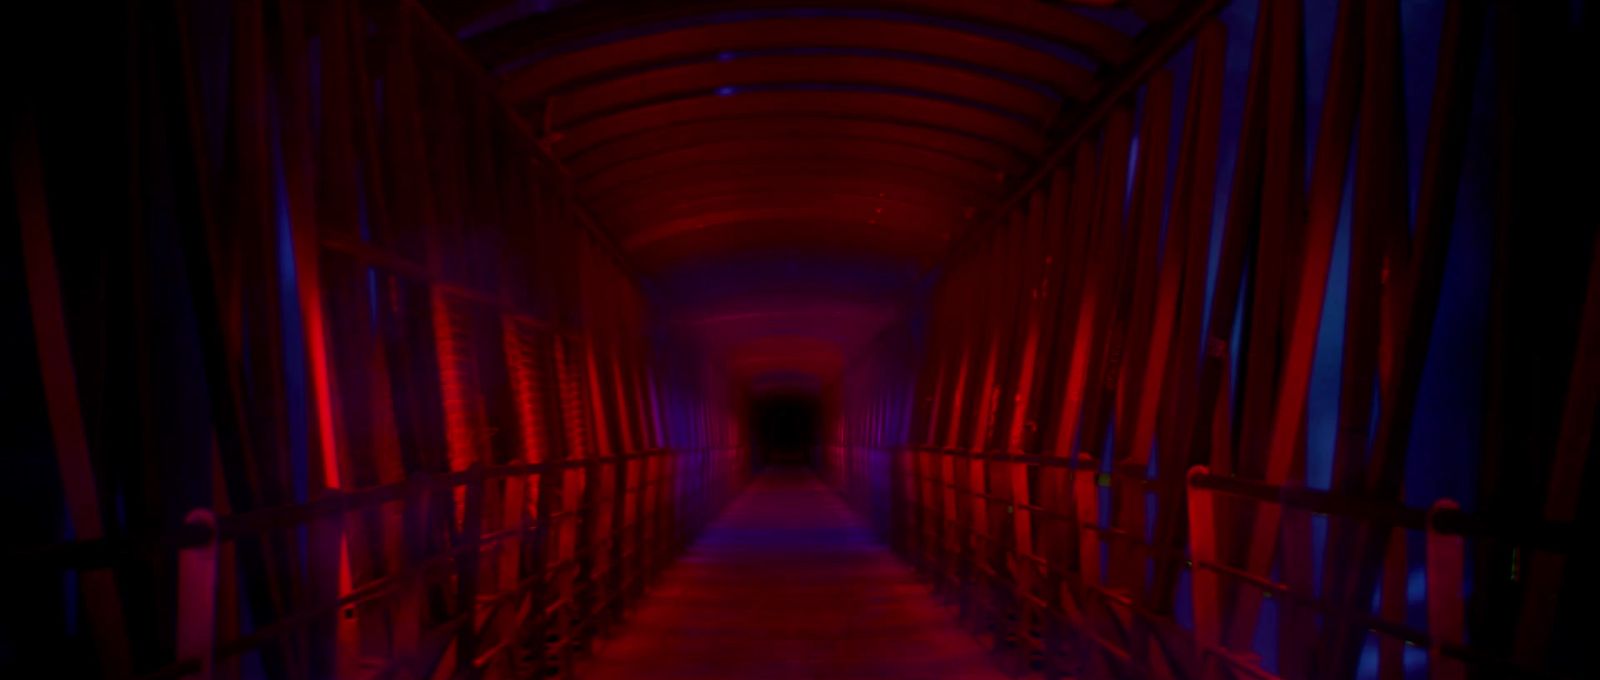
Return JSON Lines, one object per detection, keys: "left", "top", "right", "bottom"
{"left": 1106, "top": 68, "right": 1175, "bottom": 594}
{"left": 1005, "top": 191, "right": 1050, "bottom": 661}
{"left": 1224, "top": 0, "right": 1351, "bottom": 653}
{"left": 1145, "top": 20, "right": 1225, "bottom": 613}
{"left": 12, "top": 108, "right": 134, "bottom": 679}
{"left": 287, "top": 2, "right": 375, "bottom": 673}
{"left": 1325, "top": 2, "right": 1484, "bottom": 673}
{"left": 1513, "top": 220, "right": 1600, "bottom": 662}
{"left": 1049, "top": 108, "right": 1133, "bottom": 470}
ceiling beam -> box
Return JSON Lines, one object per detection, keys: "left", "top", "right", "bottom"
{"left": 929, "top": 0, "right": 1225, "bottom": 278}
{"left": 494, "top": 18, "right": 1095, "bottom": 102}
{"left": 567, "top": 116, "right": 1028, "bottom": 178}
{"left": 407, "top": 1, "right": 643, "bottom": 282}
{"left": 468, "top": 0, "right": 1134, "bottom": 68}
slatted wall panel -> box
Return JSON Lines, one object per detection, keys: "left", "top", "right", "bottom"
{"left": 834, "top": 2, "right": 1598, "bottom": 679}
{"left": 5, "top": 1, "right": 749, "bottom": 678}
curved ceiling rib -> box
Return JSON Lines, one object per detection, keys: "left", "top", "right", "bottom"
{"left": 623, "top": 202, "right": 951, "bottom": 249}
{"left": 566, "top": 117, "right": 1030, "bottom": 179}
{"left": 420, "top": 0, "right": 1192, "bottom": 392}
{"left": 615, "top": 192, "right": 959, "bottom": 232}
{"left": 551, "top": 90, "right": 1048, "bottom": 157}
{"left": 586, "top": 173, "right": 992, "bottom": 228}
{"left": 630, "top": 218, "right": 953, "bottom": 269}
{"left": 583, "top": 168, "right": 994, "bottom": 203}
{"left": 581, "top": 138, "right": 1007, "bottom": 196}
{"left": 582, "top": 161, "right": 1000, "bottom": 214}
{"left": 495, "top": 19, "right": 1096, "bottom": 103}
{"left": 543, "top": 54, "right": 1063, "bottom": 130}
{"left": 469, "top": 2, "right": 1136, "bottom": 70}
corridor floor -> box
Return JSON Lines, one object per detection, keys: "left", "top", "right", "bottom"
{"left": 580, "top": 468, "right": 1009, "bottom": 679}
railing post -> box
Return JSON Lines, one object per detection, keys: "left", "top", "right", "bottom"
{"left": 457, "top": 467, "right": 486, "bottom": 679}
{"left": 1186, "top": 466, "right": 1221, "bottom": 652}
{"left": 1074, "top": 453, "right": 1101, "bottom": 586}
{"left": 1426, "top": 500, "right": 1466, "bottom": 680}
{"left": 178, "top": 508, "right": 220, "bottom": 680}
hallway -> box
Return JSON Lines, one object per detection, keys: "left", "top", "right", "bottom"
{"left": 7, "top": 1, "right": 1599, "bottom": 678}
{"left": 582, "top": 470, "right": 1006, "bottom": 680}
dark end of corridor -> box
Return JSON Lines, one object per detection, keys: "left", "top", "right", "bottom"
{"left": 752, "top": 394, "right": 822, "bottom": 466}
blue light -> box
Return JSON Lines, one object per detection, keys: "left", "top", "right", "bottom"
{"left": 716, "top": 85, "right": 738, "bottom": 97}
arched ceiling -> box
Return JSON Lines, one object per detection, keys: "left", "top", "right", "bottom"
{"left": 425, "top": 0, "right": 1198, "bottom": 392}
